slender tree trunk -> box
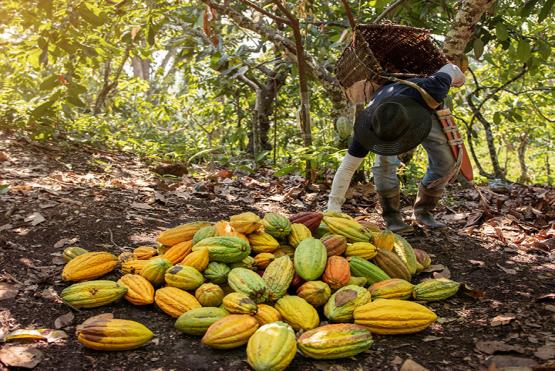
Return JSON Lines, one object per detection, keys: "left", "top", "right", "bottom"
{"left": 517, "top": 132, "right": 531, "bottom": 184}
{"left": 94, "top": 43, "right": 132, "bottom": 115}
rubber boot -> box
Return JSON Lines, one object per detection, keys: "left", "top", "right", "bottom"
{"left": 377, "top": 188, "right": 413, "bottom": 234}
{"left": 413, "top": 184, "right": 447, "bottom": 229}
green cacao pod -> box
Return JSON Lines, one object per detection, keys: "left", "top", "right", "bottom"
{"left": 201, "top": 314, "right": 259, "bottom": 349}
{"left": 262, "top": 213, "right": 292, "bottom": 239}
{"left": 368, "top": 278, "right": 414, "bottom": 300}
{"left": 275, "top": 295, "right": 319, "bottom": 331}
{"left": 192, "top": 225, "right": 216, "bottom": 245}
{"left": 63, "top": 246, "right": 88, "bottom": 262}
{"left": 413, "top": 278, "right": 460, "bottom": 301}
{"left": 175, "top": 307, "right": 229, "bottom": 336}
{"left": 298, "top": 324, "right": 373, "bottom": 359}
{"left": 228, "top": 267, "right": 268, "bottom": 303}
{"left": 323, "top": 285, "right": 371, "bottom": 323}
{"left": 335, "top": 116, "right": 353, "bottom": 139}
{"left": 348, "top": 256, "right": 390, "bottom": 284}
{"left": 294, "top": 238, "right": 327, "bottom": 281}
{"left": 296, "top": 281, "right": 331, "bottom": 308}
{"left": 203, "top": 262, "right": 231, "bottom": 284}
{"left": 262, "top": 256, "right": 295, "bottom": 301}
{"left": 373, "top": 249, "right": 412, "bottom": 281}
{"left": 165, "top": 265, "right": 205, "bottom": 291}
{"left": 247, "top": 321, "right": 297, "bottom": 371}
{"left": 322, "top": 216, "right": 368, "bottom": 242}
{"left": 348, "top": 276, "right": 368, "bottom": 287}
{"left": 195, "top": 283, "right": 225, "bottom": 307}
{"left": 313, "top": 223, "right": 330, "bottom": 239}
{"left": 223, "top": 292, "right": 258, "bottom": 314}
{"left": 273, "top": 245, "right": 295, "bottom": 259}
{"left": 288, "top": 223, "right": 312, "bottom": 248}
{"left": 320, "top": 234, "right": 348, "bottom": 257}
{"left": 61, "top": 280, "right": 127, "bottom": 309}
{"left": 229, "top": 255, "right": 255, "bottom": 270}
{"left": 192, "top": 236, "right": 250, "bottom": 263}
{"left": 393, "top": 235, "right": 418, "bottom": 275}
{"left": 141, "top": 257, "right": 172, "bottom": 286}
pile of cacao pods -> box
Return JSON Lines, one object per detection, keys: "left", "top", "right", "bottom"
{"left": 60, "top": 211, "right": 461, "bottom": 370}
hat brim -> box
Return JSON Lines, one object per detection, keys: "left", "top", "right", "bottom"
{"left": 353, "top": 96, "right": 433, "bottom": 156}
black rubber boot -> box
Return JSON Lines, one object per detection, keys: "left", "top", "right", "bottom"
{"left": 377, "top": 188, "right": 414, "bottom": 234}
{"left": 413, "top": 184, "right": 447, "bottom": 229}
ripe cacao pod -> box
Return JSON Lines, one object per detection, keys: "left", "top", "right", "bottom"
{"left": 322, "top": 216, "right": 368, "bottom": 242}
{"left": 229, "top": 255, "right": 255, "bottom": 270}
{"left": 275, "top": 295, "right": 319, "bottom": 331}
{"left": 62, "top": 252, "right": 118, "bottom": 282}
{"left": 254, "top": 304, "right": 282, "bottom": 325}
{"left": 348, "top": 256, "right": 390, "bottom": 284}
{"left": 262, "top": 213, "right": 292, "bottom": 238}
{"left": 77, "top": 316, "right": 153, "bottom": 351}
{"left": 353, "top": 299, "right": 437, "bottom": 334}
{"left": 253, "top": 253, "right": 275, "bottom": 270}
{"left": 203, "top": 262, "right": 231, "bottom": 284}
{"left": 201, "top": 314, "right": 259, "bottom": 349}
{"left": 313, "top": 223, "right": 330, "bottom": 239}
{"left": 163, "top": 240, "right": 193, "bottom": 264}
{"left": 118, "top": 252, "right": 135, "bottom": 263}
{"left": 195, "top": 283, "right": 225, "bottom": 307}
{"left": 273, "top": 245, "right": 294, "bottom": 259}
{"left": 230, "top": 211, "right": 262, "bottom": 234}
{"left": 117, "top": 274, "right": 155, "bottom": 305}
{"left": 192, "top": 236, "right": 250, "bottom": 263}
{"left": 298, "top": 324, "right": 373, "bottom": 359}
{"left": 413, "top": 248, "right": 432, "bottom": 270}
{"left": 141, "top": 257, "right": 172, "bottom": 286}
{"left": 157, "top": 221, "right": 211, "bottom": 246}
{"left": 262, "top": 256, "right": 295, "bottom": 301}
{"left": 323, "top": 211, "right": 354, "bottom": 220}
{"left": 180, "top": 248, "right": 209, "bottom": 272}
{"left": 61, "top": 280, "right": 127, "bottom": 309}
{"left": 393, "top": 235, "right": 418, "bottom": 275}
{"left": 288, "top": 223, "right": 312, "bottom": 248}
{"left": 368, "top": 278, "right": 414, "bottom": 300}
{"left": 413, "top": 278, "right": 460, "bottom": 301}
{"left": 323, "top": 285, "right": 371, "bottom": 323}
{"left": 296, "top": 281, "right": 331, "bottom": 308}
{"left": 321, "top": 234, "right": 348, "bottom": 256}
{"left": 348, "top": 276, "right": 368, "bottom": 287}
{"left": 223, "top": 292, "right": 258, "bottom": 314}
{"left": 373, "top": 249, "right": 412, "bottom": 281}
{"left": 228, "top": 267, "right": 268, "bottom": 303}
{"left": 192, "top": 225, "right": 216, "bottom": 245}
{"left": 247, "top": 321, "right": 297, "bottom": 371}
{"left": 322, "top": 256, "right": 351, "bottom": 290}
{"left": 213, "top": 221, "right": 249, "bottom": 243}
{"left": 294, "top": 238, "right": 327, "bottom": 281}
{"left": 63, "top": 246, "right": 88, "bottom": 262}
{"left": 289, "top": 212, "right": 323, "bottom": 233}
{"left": 121, "top": 259, "right": 148, "bottom": 275}
{"left": 155, "top": 286, "right": 201, "bottom": 318}
{"left": 373, "top": 229, "right": 395, "bottom": 251}
{"left": 248, "top": 232, "right": 280, "bottom": 254}
{"left": 175, "top": 307, "right": 229, "bottom": 336}
{"left": 165, "top": 264, "right": 205, "bottom": 291}
{"left": 133, "top": 246, "right": 157, "bottom": 260}
{"left": 345, "top": 242, "right": 378, "bottom": 259}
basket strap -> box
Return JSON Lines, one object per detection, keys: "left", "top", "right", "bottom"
{"left": 396, "top": 80, "right": 441, "bottom": 110}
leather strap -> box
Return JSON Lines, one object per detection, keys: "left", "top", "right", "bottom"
{"left": 397, "top": 80, "right": 441, "bottom": 109}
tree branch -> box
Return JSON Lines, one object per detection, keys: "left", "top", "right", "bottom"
{"left": 237, "top": 0, "right": 290, "bottom": 25}
{"left": 340, "top": 0, "right": 356, "bottom": 29}
{"left": 373, "top": 0, "right": 407, "bottom": 23}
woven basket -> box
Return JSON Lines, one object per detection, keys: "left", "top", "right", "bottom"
{"left": 335, "top": 22, "right": 448, "bottom": 89}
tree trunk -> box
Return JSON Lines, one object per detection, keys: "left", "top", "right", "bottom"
{"left": 517, "top": 132, "right": 531, "bottom": 184}
{"left": 132, "top": 56, "right": 150, "bottom": 80}
{"left": 94, "top": 43, "right": 132, "bottom": 115}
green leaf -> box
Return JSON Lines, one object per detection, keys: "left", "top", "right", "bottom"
{"left": 68, "top": 82, "right": 87, "bottom": 95}
{"left": 521, "top": 0, "right": 540, "bottom": 17}
{"left": 495, "top": 23, "right": 508, "bottom": 41}
{"left": 516, "top": 39, "right": 531, "bottom": 62}
{"left": 539, "top": 0, "right": 554, "bottom": 22}
{"left": 0, "top": 184, "right": 9, "bottom": 195}
{"left": 66, "top": 95, "right": 86, "bottom": 107}
{"left": 147, "top": 19, "right": 156, "bottom": 46}
{"left": 40, "top": 75, "right": 59, "bottom": 90}
{"left": 473, "top": 38, "right": 484, "bottom": 59}
{"left": 274, "top": 164, "right": 296, "bottom": 177}
{"left": 78, "top": 4, "right": 104, "bottom": 27}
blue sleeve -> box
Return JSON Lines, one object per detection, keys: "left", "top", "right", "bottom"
{"left": 416, "top": 72, "right": 452, "bottom": 102}
{"left": 348, "top": 137, "right": 370, "bottom": 158}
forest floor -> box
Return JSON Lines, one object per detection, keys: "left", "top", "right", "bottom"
{"left": 0, "top": 131, "right": 554, "bottom": 371}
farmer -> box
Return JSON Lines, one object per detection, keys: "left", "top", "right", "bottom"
{"left": 327, "top": 63, "right": 466, "bottom": 233}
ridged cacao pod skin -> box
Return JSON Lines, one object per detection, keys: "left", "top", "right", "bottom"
{"left": 121, "top": 259, "right": 148, "bottom": 275}
{"left": 181, "top": 248, "right": 209, "bottom": 272}
{"left": 323, "top": 285, "right": 372, "bottom": 323}
{"left": 288, "top": 223, "right": 313, "bottom": 248}
{"left": 313, "top": 223, "right": 330, "bottom": 239}
{"left": 353, "top": 299, "right": 437, "bottom": 334}
{"left": 247, "top": 321, "right": 297, "bottom": 371}
{"left": 155, "top": 287, "right": 201, "bottom": 318}
{"left": 192, "top": 226, "right": 216, "bottom": 245}
{"left": 213, "top": 221, "right": 249, "bottom": 243}
{"left": 262, "top": 256, "right": 295, "bottom": 301}
{"left": 254, "top": 304, "right": 282, "bottom": 325}
{"left": 289, "top": 212, "right": 323, "bottom": 233}
{"left": 298, "top": 324, "right": 373, "bottom": 360}
{"left": 163, "top": 240, "right": 193, "bottom": 265}
{"left": 133, "top": 246, "right": 157, "bottom": 260}
{"left": 373, "top": 230, "right": 395, "bottom": 251}
{"left": 248, "top": 232, "right": 280, "bottom": 254}
{"left": 253, "top": 253, "right": 275, "bottom": 270}
{"left": 203, "top": 262, "right": 231, "bottom": 284}
{"left": 228, "top": 267, "right": 268, "bottom": 303}
{"left": 63, "top": 247, "right": 88, "bottom": 262}
{"left": 373, "top": 249, "right": 412, "bottom": 281}
{"left": 62, "top": 252, "right": 118, "bottom": 282}
{"left": 296, "top": 281, "right": 331, "bottom": 308}
{"left": 322, "top": 216, "right": 369, "bottom": 242}
{"left": 275, "top": 295, "right": 319, "bottom": 331}
{"left": 201, "top": 314, "right": 259, "bottom": 349}
{"left": 294, "top": 238, "right": 327, "bottom": 281}
{"left": 192, "top": 237, "right": 250, "bottom": 263}
{"left": 141, "top": 257, "right": 172, "bottom": 286}
{"left": 118, "top": 252, "right": 135, "bottom": 264}
{"left": 413, "top": 278, "right": 460, "bottom": 301}
{"left": 413, "top": 249, "right": 432, "bottom": 270}
{"left": 61, "top": 280, "right": 127, "bottom": 309}
{"left": 348, "top": 276, "right": 368, "bottom": 287}
{"left": 322, "top": 256, "right": 351, "bottom": 290}
{"left": 393, "top": 235, "right": 418, "bottom": 275}
{"left": 77, "top": 317, "right": 153, "bottom": 351}
{"left": 230, "top": 212, "right": 262, "bottom": 234}
{"left": 223, "top": 292, "right": 258, "bottom": 314}
{"left": 348, "top": 256, "right": 390, "bottom": 285}
{"left": 368, "top": 279, "right": 414, "bottom": 300}
{"left": 321, "top": 234, "right": 348, "bottom": 257}
{"left": 175, "top": 307, "right": 229, "bottom": 336}
{"left": 262, "top": 213, "right": 292, "bottom": 239}
{"left": 345, "top": 242, "right": 378, "bottom": 260}
{"left": 230, "top": 255, "right": 255, "bottom": 270}
{"left": 195, "top": 283, "right": 225, "bottom": 307}
{"left": 117, "top": 274, "right": 155, "bottom": 305}
{"left": 165, "top": 265, "right": 205, "bottom": 291}
{"left": 157, "top": 221, "right": 211, "bottom": 246}
{"left": 323, "top": 211, "right": 354, "bottom": 220}
{"left": 273, "top": 245, "right": 295, "bottom": 259}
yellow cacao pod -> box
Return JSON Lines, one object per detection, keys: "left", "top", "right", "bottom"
{"left": 117, "top": 274, "right": 155, "bottom": 305}
{"left": 157, "top": 221, "right": 210, "bottom": 246}
{"left": 229, "top": 211, "right": 262, "bottom": 234}
{"left": 201, "top": 314, "right": 259, "bottom": 349}
{"left": 180, "top": 248, "right": 209, "bottom": 272}
{"left": 121, "top": 259, "right": 148, "bottom": 275}
{"left": 297, "top": 324, "right": 373, "bottom": 359}
{"left": 77, "top": 316, "right": 153, "bottom": 351}
{"left": 155, "top": 287, "right": 201, "bottom": 318}
{"left": 133, "top": 246, "right": 157, "bottom": 260}
{"left": 195, "top": 283, "right": 225, "bottom": 307}
{"left": 275, "top": 295, "right": 319, "bottom": 331}
{"left": 253, "top": 253, "right": 275, "bottom": 270}
{"left": 287, "top": 223, "right": 312, "bottom": 248}
{"left": 248, "top": 232, "right": 280, "bottom": 253}
{"left": 118, "top": 252, "right": 135, "bottom": 263}
{"left": 61, "top": 280, "right": 127, "bottom": 309}
{"left": 163, "top": 240, "right": 193, "bottom": 265}
{"left": 373, "top": 229, "right": 395, "bottom": 251}
{"left": 223, "top": 292, "right": 258, "bottom": 315}
{"left": 247, "top": 321, "right": 297, "bottom": 371}
{"left": 368, "top": 278, "right": 414, "bottom": 300}
{"left": 214, "top": 221, "right": 249, "bottom": 243}
{"left": 345, "top": 242, "right": 378, "bottom": 259}
{"left": 254, "top": 304, "right": 282, "bottom": 326}
{"left": 62, "top": 252, "right": 118, "bottom": 282}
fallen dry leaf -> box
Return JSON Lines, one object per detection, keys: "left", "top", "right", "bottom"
{"left": 24, "top": 212, "right": 46, "bottom": 226}
{"left": 484, "top": 355, "right": 537, "bottom": 369}
{"left": 460, "top": 283, "right": 486, "bottom": 299}
{"left": 422, "top": 336, "right": 443, "bottom": 342}
{"left": 53, "top": 237, "right": 79, "bottom": 249}
{"left": 54, "top": 312, "right": 75, "bottom": 329}
{"left": 423, "top": 264, "right": 446, "bottom": 273}
{"left": 0, "top": 345, "right": 44, "bottom": 368}
{"left": 490, "top": 314, "right": 516, "bottom": 327}
{"left": 496, "top": 264, "right": 517, "bottom": 275}
{"left": 534, "top": 344, "right": 555, "bottom": 360}
{"left": 399, "top": 359, "right": 429, "bottom": 371}
{"left": 0, "top": 282, "right": 19, "bottom": 300}
{"left": 433, "top": 267, "right": 451, "bottom": 279}
{"left": 469, "top": 260, "right": 486, "bottom": 267}
{"left": 475, "top": 340, "right": 525, "bottom": 355}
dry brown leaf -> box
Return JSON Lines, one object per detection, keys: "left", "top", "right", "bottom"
{"left": 0, "top": 345, "right": 44, "bottom": 368}
{"left": 0, "top": 282, "right": 19, "bottom": 300}
{"left": 54, "top": 312, "right": 74, "bottom": 329}
{"left": 534, "top": 344, "right": 555, "bottom": 360}
{"left": 475, "top": 340, "right": 525, "bottom": 355}
{"left": 490, "top": 314, "right": 516, "bottom": 327}
{"left": 422, "top": 264, "right": 446, "bottom": 273}
{"left": 24, "top": 212, "right": 45, "bottom": 226}
{"left": 433, "top": 267, "right": 451, "bottom": 279}
{"left": 399, "top": 359, "right": 429, "bottom": 371}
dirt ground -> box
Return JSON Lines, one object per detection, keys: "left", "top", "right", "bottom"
{"left": 1, "top": 131, "right": 554, "bottom": 370}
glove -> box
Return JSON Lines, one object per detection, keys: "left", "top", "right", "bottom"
{"left": 438, "top": 63, "right": 465, "bottom": 88}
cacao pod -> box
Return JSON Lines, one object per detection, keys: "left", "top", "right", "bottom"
{"left": 228, "top": 267, "right": 268, "bottom": 303}
{"left": 62, "top": 252, "right": 118, "bottom": 282}
{"left": 118, "top": 252, "right": 135, "bottom": 263}
{"left": 180, "top": 248, "right": 209, "bottom": 272}
{"left": 201, "top": 314, "right": 259, "bottom": 349}
{"left": 273, "top": 245, "right": 294, "bottom": 259}
{"left": 157, "top": 221, "right": 211, "bottom": 246}
{"left": 345, "top": 242, "right": 378, "bottom": 259}
{"left": 323, "top": 285, "right": 371, "bottom": 323}
{"left": 229, "top": 255, "right": 255, "bottom": 270}
{"left": 289, "top": 273, "right": 305, "bottom": 291}
{"left": 195, "top": 283, "right": 225, "bottom": 307}
{"left": 373, "top": 249, "right": 412, "bottom": 281}
{"left": 155, "top": 286, "right": 201, "bottom": 318}
{"left": 321, "top": 234, "right": 348, "bottom": 256}
{"left": 348, "top": 256, "right": 390, "bottom": 284}
{"left": 413, "top": 248, "right": 432, "bottom": 270}
{"left": 121, "top": 259, "right": 148, "bottom": 275}
{"left": 192, "top": 236, "right": 250, "bottom": 263}
{"left": 247, "top": 321, "right": 297, "bottom": 371}
{"left": 175, "top": 307, "right": 229, "bottom": 336}
{"left": 335, "top": 116, "right": 353, "bottom": 139}
{"left": 77, "top": 316, "right": 153, "bottom": 351}
{"left": 322, "top": 256, "right": 351, "bottom": 290}
{"left": 254, "top": 304, "right": 282, "bottom": 325}
{"left": 165, "top": 264, "right": 205, "bottom": 291}
{"left": 203, "top": 262, "right": 231, "bottom": 284}
{"left": 393, "top": 235, "right": 418, "bottom": 275}
{"left": 289, "top": 212, "right": 323, "bottom": 233}
{"left": 163, "top": 240, "right": 193, "bottom": 264}
{"left": 213, "top": 220, "right": 249, "bottom": 243}
{"left": 275, "top": 295, "right": 319, "bottom": 331}
{"left": 141, "top": 257, "right": 172, "bottom": 286}
{"left": 294, "top": 238, "right": 327, "bottom": 281}
{"left": 223, "top": 292, "right": 258, "bottom": 314}
{"left": 230, "top": 211, "right": 262, "bottom": 234}
{"left": 63, "top": 246, "right": 88, "bottom": 262}
{"left": 296, "top": 281, "right": 331, "bottom": 308}
{"left": 288, "top": 223, "right": 312, "bottom": 248}
{"left": 192, "top": 225, "right": 216, "bottom": 245}
{"left": 313, "top": 223, "right": 330, "bottom": 239}
{"left": 253, "top": 253, "right": 275, "bottom": 270}
{"left": 322, "top": 216, "right": 368, "bottom": 242}
{"left": 323, "top": 211, "right": 354, "bottom": 220}
{"left": 117, "top": 274, "right": 155, "bottom": 305}
{"left": 348, "top": 276, "right": 368, "bottom": 287}
{"left": 61, "top": 280, "right": 127, "bottom": 309}
{"left": 298, "top": 324, "right": 373, "bottom": 359}
{"left": 368, "top": 278, "right": 414, "bottom": 300}
{"left": 413, "top": 278, "right": 460, "bottom": 301}
{"left": 262, "top": 213, "right": 292, "bottom": 239}
{"left": 373, "top": 229, "right": 395, "bottom": 251}
{"left": 262, "top": 256, "right": 295, "bottom": 301}
{"left": 248, "top": 232, "right": 280, "bottom": 254}
{"left": 133, "top": 246, "right": 157, "bottom": 260}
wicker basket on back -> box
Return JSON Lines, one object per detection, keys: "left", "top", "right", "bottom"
{"left": 335, "top": 22, "right": 448, "bottom": 91}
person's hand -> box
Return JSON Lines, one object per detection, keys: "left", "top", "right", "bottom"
{"left": 438, "top": 63, "right": 465, "bottom": 88}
